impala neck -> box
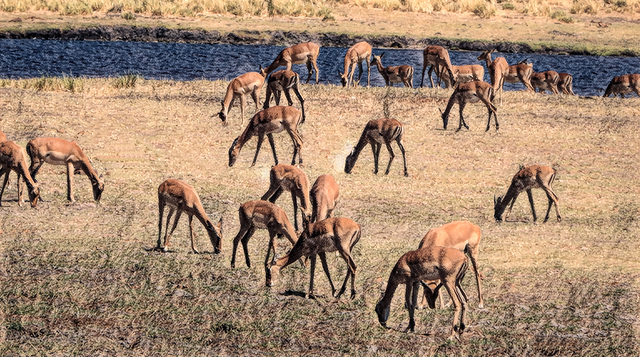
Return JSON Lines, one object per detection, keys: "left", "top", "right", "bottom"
{"left": 78, "top": 159, "right": 101, "bottom": 185}
{"left": 220, "top": 84, "right": 236, "bottom": 115}
{"left": 483, "top": 53, "right": 493, "bottom": 68}
{"left": 498, "top": 183, "right": 520, "bottom": 210}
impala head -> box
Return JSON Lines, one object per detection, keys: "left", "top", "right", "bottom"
{"left": 370, "top": 53, "right": 384, "bottom": 66}
{"left": 421, "top": 281, "right": 442, "bottom": 309}
{"left": 344, "top": 149, "right": 357, "bottom": 174}
{"left": 477, "top": 49, "right": 496, "bottom": 61}
{"left": 28, "top": 185, "right": 40, "bottom": 208}
{"left": 374, "top": 300, "right": 390, "bottom": 328}
{"left": 338, "top": 71, "right": 348, "bottom": 87}
{"left": 218, "top": 102, "right": 228, "bottom": 126}
{"left": 92, "top": 174, "right": 105, "bottom": 202}
{"left": 494, "top": 194, "right": 505, "bottom": 222}
{"left": 439, "top": 107, "right": 449, "bottom": 130}
{"left": 228, "top": 137, "right": 240, "bottom": 167}
{"left": 259, "top": 65, "right": 268, "bottom": 78}
{"left": 206, "top": 217, "right": 223, "bottom": 254}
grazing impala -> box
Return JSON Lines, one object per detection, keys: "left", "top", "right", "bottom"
{"left": 0, "top": 140, "right": 39, "bottom": 207}
{"left": 228, "top": 106, "right": 303, "bottom": 167}
{"left": 230, "top": 200, "right": 298, "bottom": 269}
{"left": 217, "top": 71, "right": 266, "bottom": 125}
{"left": 263, "top": 69, "right": 306, "bottom": 123}
{"left": 477, "top": 49, "right": 509, "bottom": 104}
{"left": 505, "top": 59, "right": 534, "bottom": 91}
{"left": 440, "top": 80, "right": 498, "bottom": 132}
{"left": 420, "top": 45, "right": 456, "bottom": 88}
{"left": 27, "top": 137, "right": 104, "bottom": 203}
{"left": 310, "top": 174, "right": 339, "bottom": 223}
{"left": 261, "top": 164, "right": 311, "bottom": 231}
{"left": 437, "top": 64, "right": 485, "bottom": 88}
{"left": 266, "top": 216, "right": 361, "bottom": 300}
{"left": 370, "top": 53, "right": 414, "bottom": 88}
{"left": 418, "top": 221, "right": 484, "bottom": 309}
{"left": 344, "top": 118, "right": 408, "bottom": 177}
{"left": 557, "top": 73, "right": 575, "bottom": 95}
{"left": 603, "top": 74, "right": 640, "bottom": 98}
{"left": 339, "top": 41, "right": 372, "bottom": 87}
{"left": 531, "top": 71, "right": 560, "bottom": 94}
{"left": 494, "top": 164, "right": 561, "bottom": 223}
{"left": 156, "top": 179, "right": 223, "bottom": 254}
{"left": 375, "top": 242, "right": 468, "bottom": 340}
{"left": 262, "top": 42, "right": 320, "bottom": 84}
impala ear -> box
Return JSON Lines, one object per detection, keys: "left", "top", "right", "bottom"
{"left": 380, "top": 52, "right": 385, "bottom": 58}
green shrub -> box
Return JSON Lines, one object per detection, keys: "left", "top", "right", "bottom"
{"left": 502, "top": 2, "right": 515, "bottom": 10}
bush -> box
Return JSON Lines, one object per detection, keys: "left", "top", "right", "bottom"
{"left": 502, "top": 2, "right": 515, "bottom": 10}
{"left": 113, "top": 73, "right": 140, "bottom": 89}
{"left": 473, "top": 2, "right": 496, "bottom": 18}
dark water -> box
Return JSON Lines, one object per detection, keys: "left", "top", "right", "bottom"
{"left": 1, "top": 39, "right": 638, "bottom": 96}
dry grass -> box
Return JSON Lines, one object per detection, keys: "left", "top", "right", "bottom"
{"left": 0, "top": 78, "right": 639, "bottom": 355}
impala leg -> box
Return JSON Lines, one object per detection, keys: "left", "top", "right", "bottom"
{"left": 505, "top": 193, "right": 518, "bottom": 221}
{"left": 266, "top": 230, "right": 278, "bottom": 267}
{"left": 231, "top": 218, "right": 251, "bottom": 268}
{"left": 266, "top": 133, "right": 280, "bottom": 166}
{"left": 263, "top": 86, "right": 273, "bottom": 110}
{"left": 16, "top": 173, "right": 23, "bottom": 205}
{"left": 371, "top": 142, "right": 381, "bottom": 174}
{"left": 396, "top": 139, "right": 408, "bottom": 177}
{"left": 526, "top": 189, "right": 538, "bottom": 223}
{"left": 312, "top": 58, "right": 319, "bottom": 84}
{"left": 336, "top": 247, "right": 357, "bottom": 299}
{"left": 274, "top": 89, "right": 281, "bottom": 106}
{"left": 0, "top": 169, "right": 9, "bottom": 206}
{"left": 291, "top": 192, "right": 300, "bottom": 231}
{"left": 283, "top": 88, "right": 294, "bottom": 107}
{"left": 287, "top": 130, "right": 303, "bottom": 165}
{"left": 468, "top": 246, "right": 484, "bottom": 308}
{"left": 188, "top": 214, "right": 200, "bottom": 254}
{"left": 29, "top": 160, "right": 45, "bottom": 183}
{"left": 383, "top": 141, "right": 395, "bottom": 175}
{"left": 241, "top": 226, "right": 257, "bottom": 268}
{"left": 542, "top": 186, "right": 561, "bottom": 222}
{"left": 251, "top": 133, "right": 265, "bottom": 167}
{"left": 428, "top": 65, "right": 436, "bottom": 88}
{"left": 405, "top": 281, "right": 417, "bottom": 332}
{"left": 165, "top": 209, "right": 181, "bottom": 251}
{"left": 318, "top": 252, "right": 336, "bottom": 297}
{"left": 307, "top": 254, "right": 317, "bottom": 299}
{"left": 239, "top": 94, "right": 247, "bottom": 126}
{"left": 66, "top": 161, "right": 75, "bottom": 202}
{"left": 305, "top": 62, "right": 313, "bottom": 84}
{"left": 457, "top": 101, "right": 468, "bottom": 132}
{"left": 157, "top": 200, "right": 165, "bottom": 249}
{"left": 251, "top": 88, "right": 260, "bottom": 112}
{"left": 443, "top": 279, "right": 464, "bottom": 340}
{"left": 292, "top": 85, "right": 305, "bottom": 123}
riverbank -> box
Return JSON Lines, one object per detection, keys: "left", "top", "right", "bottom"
{"left": 1, "top": 7, "right": 640, "bottom": 55}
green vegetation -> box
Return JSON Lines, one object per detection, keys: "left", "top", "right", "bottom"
{"left": 0, "top": 78, "right": 638, "bottom": 354}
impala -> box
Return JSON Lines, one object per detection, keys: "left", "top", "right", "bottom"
{"left": 505, "top": 59, "right": 534, "bottom": 91}
{"left": 494, "top": 164, "right": 561, "bottom": 223}
{"left": 420, "top": 45, "right": 456, "bottom": 88}
{"left": 262, "top": 42, "right": 320, "bottom": 84}
{"left": 603, "top": 73, "right": 640, "bottom": 98}
{"left": 439, "top": 80, "right": 498, "bottom": 132}
{"left": 339, "top": 41, "right": 372, "bottom": 87}
{"left": 228, "top": 106, "right": 303, "bottom": 167}
{"left": 477, "top": 49, "right": 509, "bottom": 104}
{"left": 156, "top": 179, "right": 223, "bottom": 254}
{"left": 0, "top": 140, "right": 39, "bottom": 207}
{"left": 418, "top": 221, "right": 484, "bottom": 309}
{"left": 437, "top": 64, "right": 485, "bottom": 88}
{"left": 27, "top": 137, "right": 104, "bottom": 203}
{"left": 218, "top": 71, "right": 266, "bottom": 125}
{"left": 557, "top": 72, "right": 575, "bottom": 95}
{"left": 375, "top": 243, "right": 468, "bottom": 340}
{"left": 261, "top": 164, "right": 311, "bottom": 231}
{"left": 370, "top": 53, "right": 414, "bottom": 88}
{"left": 266, "top": 216, "right": 361, "bottom": 300}
{"left": 531, "top": 71, "right": 560, "bottom": 94}
{"left": 263, "top": 69, "right": 306, "bottom": 123}
{"left": 230, "top": 200, "right": 298, "bottom": 269}
{"left": 310, "top": 174, "right": 339, "bottom": 223}
{"left": 344, "top": 118, "right": 408, "bottom": 177}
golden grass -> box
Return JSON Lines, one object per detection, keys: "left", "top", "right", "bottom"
{"left": 0, "top": 78, "right": 639, "bottom": 354}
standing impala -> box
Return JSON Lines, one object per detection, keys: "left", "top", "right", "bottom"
{"left": 420, "top": 45, "right": 456, "bottom": 88}
{"left": 557, "top": 72, "right": 575, "bottom": 95}
{"left": 0, "top": 140, "right": 39, "bottom": 207}
{"left": 263, "top": 69, "right": 306, "bottom": 123}
{"left": 370, "top": 53, "right": 414, "bottom": 88}
{"left": 310, "top": 174, "right": 339, "bottom": 223}
{"left": 157, "top": 179, "right": 223, "bottom": 254}
{"left": 218, "top": 71, "right": 266, "bottom": 125}
{"left": 437, "top": 64, "right": 485, "bottom": 88}
{"left": 27, "top": 137, "right": 104, "bottom": 203}
{"left": 262, "top": 42, "right": 320, "bottom": 84}
{"left": 531, "top": 70, "right": 560, "bottom": 94}
{"left": 228, "top": 106, "right": 303, "bottom": 167}
{"left": 440, "top": 80, "right": 498, "bottom": 132}
{"left": 603, "top": 73, "right": 640, "bottom": 98}
{"left": 477, "top": 49, "right": 509, "bottom": 104}
{"left": 375, "top": 242, "right": 468, "bottom": 340}
{"left": 494, "top": 164, "right": 561, "bottom": 223}
{"left": 344, "top": 118, "right": 408, "bottom": 177}
{"left": 505, "top": 59, "right": 534, "bottom": 91}
{"left": 266, "top": 216, "right": 361, "bottom": 300}
{"left": 339, "top": 41, "right": 372, "bottom": 87}
{"left": 261, "top": 164, "right": 311, "bottom": 231}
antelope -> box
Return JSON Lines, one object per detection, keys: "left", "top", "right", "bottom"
{"left": 477, "top": 49, "right": 509, "bottom": 105}
{"left": 339, "top": 41, "right": 372, "bottom": 87}
{"left": 261, "top": 164, "right": 311, "bottom": 231}
{"left": 439, "top": 80, "right": 498, "bottom": 132}
{"left": 557, "top": 72, "right": 575, "bottom": 95}
{"left": 266, "top": 216, "right": 361, "bottom": 300}
{"left": 420, "top": 45, "right": 456, "bottom": 88}
{"left": 27, "top": 137, "right": 104, "bottom": 203}
{"left": 344, "top": 118, "right": 408, "bottom": 177}
{"left": 0, "top": 140, "right": 40, "bottom": 207}
{"left": 310, "top": 174, "right": 340, "bottom": 223}
{"left": 505, "top": 59, "right": 534, "bottom": 91}
{"left": 603, "top": 73, "right": 640, "bottom": 98}
{"left": 230, "top": 200, "right": 298, "bottom": 269}
{"left": 228, "top": 106, "right": 303, "bottom": 167}
{"left": 417, "top": 221, "right": 484, "bottom": 309}
{"left": 217, "top": 71, "right": 266, "bottom": 125}
{"left": 156, "top": 179, "right": 223, "bottom": 254}
{"left": 531, "top": 70, "right": 560, "bottom": 94}
{"left": 494, "top": 164, "right": 561, "bottom": 223}
{"left": 375, "top": 243, "right": 468, "bottom": 340}
{"left": 263, "top": 69, "right": 306, "bottom": 123}
{"left": 261, "top": 42, "right": 320, "bottom": 84}
{"left": 437, "top": 64, "right": 485, "bottom": 88}
{"left": 370, "top": 53, "right": 414, "bottom": 88}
